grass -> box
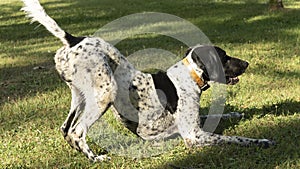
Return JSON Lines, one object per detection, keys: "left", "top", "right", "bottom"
{"left": 0, "top": 0, "right": 299, "bottom": 168}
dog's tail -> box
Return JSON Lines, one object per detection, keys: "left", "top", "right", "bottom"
{"left": 21, "top": 0, "right": 84, "bottom": 47}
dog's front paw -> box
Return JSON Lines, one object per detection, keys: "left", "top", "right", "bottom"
{"left": 93, "top": 154, "right": 111, "bottom": 162}
{"left": 257, "top": 139, "right": 276, "bottom": 148}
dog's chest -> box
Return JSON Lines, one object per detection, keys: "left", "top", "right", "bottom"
{"left": 167, "top": 61, "right": 201, "bottom": 95}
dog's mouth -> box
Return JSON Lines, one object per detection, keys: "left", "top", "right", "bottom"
{"left": 226, "top": 76, "right": 240, "bottom": 85}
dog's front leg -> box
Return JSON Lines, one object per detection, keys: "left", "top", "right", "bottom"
{"left": 176, "top": 98, "right": 274, "bottom": 148}
{"left": 185, "top": 128, "right": 275, "bottom": 148}
{"left": 200, "top": 112, "right": 243, "bottom": 120}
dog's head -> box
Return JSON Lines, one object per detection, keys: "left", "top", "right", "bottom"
{"left": 186, "top": 45, "right": 249, "bottom": 85}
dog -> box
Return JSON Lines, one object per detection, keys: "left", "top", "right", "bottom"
{"left": 22, "top": 0, "right": 274, "bottom": 162}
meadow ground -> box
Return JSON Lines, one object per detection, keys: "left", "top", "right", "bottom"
{"left": 0, "top": 0, "right": 299, "bottom": 168}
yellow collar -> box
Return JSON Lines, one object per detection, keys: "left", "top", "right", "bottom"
{"left": 182, "top": 57, "right": 210, "bottom": 90}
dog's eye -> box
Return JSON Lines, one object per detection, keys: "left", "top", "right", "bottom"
{"left": 226, "top": 56, "right": 231, "bottom": 62}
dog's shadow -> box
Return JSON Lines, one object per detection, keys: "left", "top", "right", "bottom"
{"left": 199, "top": 99, "right": 300, "bottom": 134}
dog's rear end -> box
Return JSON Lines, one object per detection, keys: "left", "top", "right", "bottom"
{"left": 21, "top": 0, "right": 120, "bottom": 161}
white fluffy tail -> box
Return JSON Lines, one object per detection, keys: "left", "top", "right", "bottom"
{"left": 21, "top": 0, "right": 68, "bottom": 45}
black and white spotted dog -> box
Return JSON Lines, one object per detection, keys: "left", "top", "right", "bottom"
{"left": 22, "top": 0, "right": 274, "bottom": 162}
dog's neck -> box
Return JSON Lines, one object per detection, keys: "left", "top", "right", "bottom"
{"left": 167, "top": 59, "right": 209, "bottom": 94}
{"left": 181, "top": 54, "right": 210, "bottom": 91}
{"left": 170, "top": 47, "right": 210, "bottom": 91}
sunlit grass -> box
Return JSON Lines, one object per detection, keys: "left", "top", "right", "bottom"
{"left": 0, "top": 0, "right": 299, "bottom": 168}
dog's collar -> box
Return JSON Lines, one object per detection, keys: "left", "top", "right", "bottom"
{"left": 182, "top": 50, "right": 210, "bottom": 91}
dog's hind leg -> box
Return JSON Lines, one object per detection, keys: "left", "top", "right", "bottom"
{"left": 61, "top": 86, "right": 83, "bottom": 135}
{"left": 60, "top": 59, "right": 117, "bottom": 162}
{"left": 61, "top": 95, "right": 113, "bottom": 161}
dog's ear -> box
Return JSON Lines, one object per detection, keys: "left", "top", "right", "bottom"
{"left": 185, "top": 47, "right": 193, "bottom": 56}
{"left": 191, "top": 46, "right": 226, "bottom": 83}
{"left": 190, "top": 48, "right": 210, "bottom": 81}
{"left": 213, "top": 46, "right": 226, "bottom": 56}
{"left": 213, "top": 46, "right": 227, "bottom": 63}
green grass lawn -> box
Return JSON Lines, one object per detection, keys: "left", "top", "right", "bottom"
{"left": 1, "top": 0, "right": 299, "bottom": 168}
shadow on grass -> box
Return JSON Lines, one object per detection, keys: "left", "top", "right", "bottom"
{"left": 1, "top": 1, "right": 299, "bottom": 167}
{"left": 29, "top": 100, "right": 299, "bottom": 169}
{"left": 160, "top": 99, "right": 300, "bottom": 169}
{"left": 165, "top": 119, "right": 299, "bottom": 169}
{"left": 198, "top": 99, "right": 300, "bottom": 135}
{"left": 0, "top": 61, "right": 62, "bottom": 104}
{"left": 0, "top": 61, "right": 67, "bottom": 132}
{"left": 2, "top": 0, "right": 300, "bottom": 43}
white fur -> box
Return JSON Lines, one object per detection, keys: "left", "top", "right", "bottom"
{"left": 21, "top": 0, "right": 68, "bottom": 45}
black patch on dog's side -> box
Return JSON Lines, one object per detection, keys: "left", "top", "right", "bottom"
{"left": 65, "top": 32, "right": 85, "bottom": 47}
{"left": 151, "top": 71, "right": 179, "bottom": 114}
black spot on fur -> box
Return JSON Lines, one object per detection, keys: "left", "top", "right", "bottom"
{"left": 85, "top": 42, "right": 94, "bottom": 46}
{"left": 131, "top": 85, "right": 137, "bottom": 90}
{"left": 74, "top": 140, "right": 81, "bottom": 151}
{"left": 237, "top": 138, "right": 243, "bottom": 143}
{"left": 62, "top": 109, "right": 76, "bottom": 136}
{"left": 107, "top": 56, "right": 118, "bottom": 72}
{"left": 61, "top": 72, "right": 72, "bottom": 82}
